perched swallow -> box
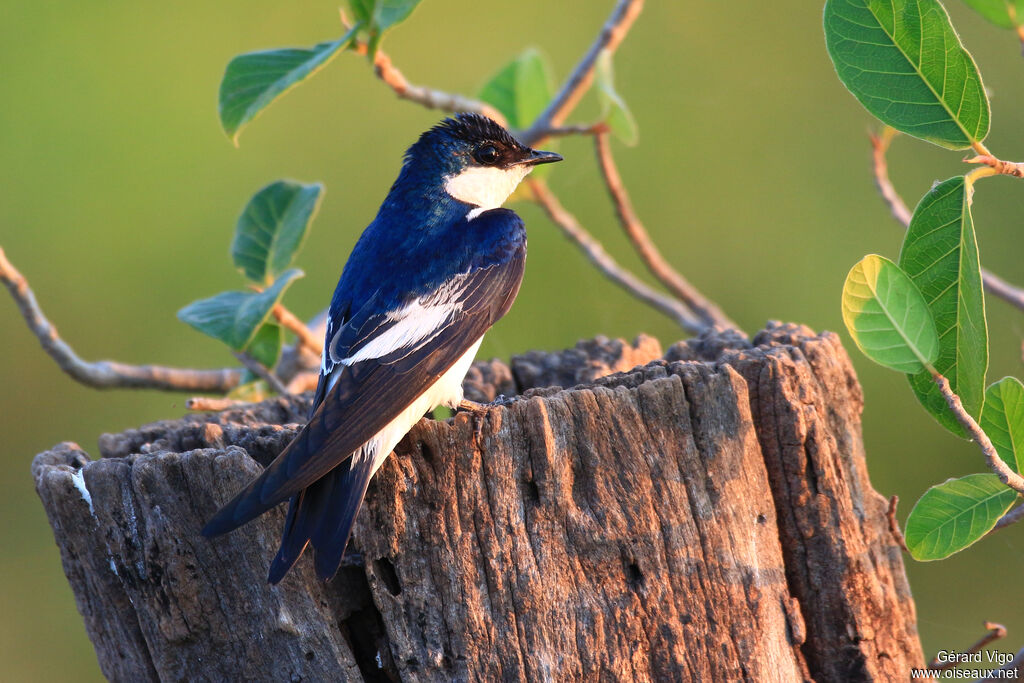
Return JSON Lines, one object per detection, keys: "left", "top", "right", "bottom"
{"left": 202, "top": 113, "right": 562, "bottom": 583}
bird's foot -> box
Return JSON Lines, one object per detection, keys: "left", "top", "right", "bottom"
{"left": 456, "top": 399, "right": 495, "bottom": 417}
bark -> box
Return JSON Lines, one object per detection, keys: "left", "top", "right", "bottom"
{"left": 32, "top": 323, "right": 923, "bottom": 682}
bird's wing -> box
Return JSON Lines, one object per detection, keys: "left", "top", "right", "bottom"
{"left": 203, "top": 234, "right": 524, "bottom": 537}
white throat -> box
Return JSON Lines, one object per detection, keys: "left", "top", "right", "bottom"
{"left": 443, "top": 165, "right": 533, "bottom": 214}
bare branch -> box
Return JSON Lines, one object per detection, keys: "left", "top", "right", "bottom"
{"left": 545, "top": 123, "right": 601, "bottom": 137}
{"left": 272, "top": 304, "right": 323, "bottom": 356}
{"left": 186, "top": 397, "right": 246, "bottom": 412}
{"left": 933, "top": 374, "right": 1024, "bottom": 496}
{"left": 528, "top": 179, "right": 708, "bottom": 334}
{"left": 233, "top": 351, "right": 289, "bottom": 396}
{"left": 994, "top": 503, "right": 1024, "bottom": 532}
{"left": 1, "top": 246, "right": 241, "bottom": 393}
{"left": 594, "top": 131, "right": 736, "bottom": 331}
{"left": 967, "top": 140, "right": 1024, "bottom": 178}
{"left": 886, "top": 495, "right": 909, "bottom": 553}
{"left": 870, "top": 130, "right": 1024, "bottom": 313}
{"left": 341, "top": 11, "right": 507, "bottom": 127}
{"left": 870, "top": 127, "right": 912, "bottom": 227}
{"left": 929, "top": 622, "right": 1007, "bottom": 671}
{"left": 521, "top": 0, "right": 645, "bottom": 146}
{"left": 983, "top": 270, "right": 1024, "bottom": 312}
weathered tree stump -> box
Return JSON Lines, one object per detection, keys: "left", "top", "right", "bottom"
{"left": 32, "top": 323, "right": 924, "bottom": 682}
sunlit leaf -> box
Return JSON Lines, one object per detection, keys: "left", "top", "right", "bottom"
{"left": 841, "top": 254, "right": 939, "bottom": 373}
{"left": 981, "top": 377, "right": 1024, "bottom": 472}
{"left": 595, "top": 50, "right": 638, "bottom": 146}
{"left": 824, "top": 0, "right": 989, "bottom": 149}
{"left": 219, "top": 25, "right": 360, "bottom": 145}
{"left": 899, "top": 177, "right": 987, "bottom": 438}
{"left": 231, "top": 180, "right": 323, "bottom": 285}
{"left": 905, "top": 473, "right": 1017, "bottom": 560}
{"left": 478, "top": 48, "right": 554, "bottom": 130}
{"left": 373, "top": 0, "right": 422, "bottom": 32}
{"left": 177, "top": 269, "right": 303, "bottom": 350}
{"left": 961, "top": 0, "right": 1024, "bottom": 29}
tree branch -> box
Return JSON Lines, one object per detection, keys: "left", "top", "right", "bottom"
{"left": 1, "top": 246, "right": 241, "bottom": 393}
{"left": 521, "top": 0, "right": 644, "bottom": 146}
{"left": 929, "top": 622, "right": 1007, "bottom": 671}
{"left": 342, "top": 12, "right": 507, "bottom": 127}
{"left": 886, "top": 495, "right": 909, "bottom": 553}
{"left": 933, "top": 373, "right": 1024, "bottom": 495}
{"left": 869, "top": 129, "right": 1024, "bottom": 313}
{"left": 272, "top": 304, "right": 323, "bottom": 356}
{"left": 994, "top": 503, "right": 1024, "bottom": 531}
{"left": 870, "top": 127, "right": 912, "bottom": 227}
{"left": 594, "top": 130, "right": 736, "bottom": 331}
{"left": 233, "top": 351, "right": 289, "bottom": 396}
{"left": 528, "top": 179, "right": 708, "bottom": 334}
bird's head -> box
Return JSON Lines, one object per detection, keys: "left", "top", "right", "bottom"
{"left": 399, "top": 113, "right": 562, "bottom": 212}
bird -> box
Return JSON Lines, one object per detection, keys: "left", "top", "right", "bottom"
{"left": 202, "top": 113, "right": 562, "bottom": 583}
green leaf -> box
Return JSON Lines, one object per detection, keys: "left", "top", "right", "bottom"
{"left": 231, "top": 180, "right": 323, "bottom": 285}
{"left": 961, "top": 0, "right": 1024, "bottom": 29}
{"left": 905, "top": 473, "right": 1017, "bottom": 560}
{"left": 373, "top": 0, "right": 422, "bottom": 33}
{"left": 824, "top": 0, "right": 990, "bottom": 149}
{"left": 348, "top": 0, "right": 374, "bottom": 24}
{"left": 841, "top": 254, "right": 940, "bottom": 373}
{"left": 595, "top": 50, "right": 638, "bottom": 146}
{"left": 981, "top": 377, "right": 1024, "bottom": 472}
{"left": 899, "top": 177, "right": 987, "bottom": 438}
{"left": 219, "top": 26, "right": 360, "bottom": 145}
{"left": 244, "top": 322, "right": 283, "bottom": 371}
{"left": 177, "top": 269, "right": 303, "bottom": 350}
{"left": 478, "top": 48, "right": 554, "bottom": 130}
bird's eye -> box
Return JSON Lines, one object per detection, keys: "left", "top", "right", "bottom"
{"left": 474, "top": 144, "right": 499, "bottom": 165}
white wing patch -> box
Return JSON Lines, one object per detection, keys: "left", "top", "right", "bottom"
{"left": 320, "top": 316, "right": 334, "bottom": 374}
{"left": 331, "top": 274, "right": 470, "bottom": 368}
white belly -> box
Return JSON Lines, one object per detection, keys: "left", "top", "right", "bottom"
{"left": 360, "top": 336, "right": 483, "bottom": 475}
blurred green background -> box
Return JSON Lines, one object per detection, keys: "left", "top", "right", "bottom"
{"left": 2, "top": 1, "right": 1023, "bottom": 679}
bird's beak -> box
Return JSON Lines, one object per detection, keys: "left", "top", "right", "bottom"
{"left": 516, "top": 148, "right": 564, "bottom": 166}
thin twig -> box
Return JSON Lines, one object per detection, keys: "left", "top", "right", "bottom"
{"left": 521, "top": 0, "right": 645, "bottom": 146}
{"left": 233, "top": 351, "right": 289, "bottom": 396}
{"left": 545, "top": 123, "right": 601, "bottom": 137}
{"left": 186, "top": 397, "right": 246, "bottom": 412}
{"left": 0, "top": 246, "right": 241, "bottom": 392}
{"left": 886, "top": 495, "right": 909, "bottom": 552}
{"left": 341, "top": 11, "right": 507, "bottom": 127}
{"left": 272, "top": 303, "right": 323, "bottom": 356}
{"left": 933, "top": 374, "right": 1024, "bottom": 495}
{"left": 929, "top": 622, "right": 1007, "bottom": 671}
{"left": 285, "top": 370, "right": 320, "bottom": 395}
{"left": 528, "top": 179, "right": 707, "bottom": 333}
{"left": 593, "top": 130, "right": 736, "bottom": 331}
{"left": 994, "top": 503, "right": 1024, "bottom": 531}
{"left": 869, "top": 130, "right": 1024, "bottom": 313}
{"left": 870, "top": 127, "right": 912, "bottom": 226}
{"left": 982, "top": 270, "right": 1024, "bottom": 311}
{"left": 967, "top": 140, "right": 1024, "bottom": 178}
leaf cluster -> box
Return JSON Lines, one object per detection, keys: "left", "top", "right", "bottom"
{"left": 826, "top": 0, "right": 1024, "bottom": 560}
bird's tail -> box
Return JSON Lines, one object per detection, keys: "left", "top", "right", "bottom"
{"left": 266, "top": 451, "right": 377, "bottom": 584}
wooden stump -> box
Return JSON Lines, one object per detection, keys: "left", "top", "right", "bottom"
{"left": 32, "top": 323, "right": 924, "bottom": 682}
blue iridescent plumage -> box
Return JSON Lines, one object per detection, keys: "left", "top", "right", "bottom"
{"left": 202, "top": 113, "right": 561, "bottom": 583}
